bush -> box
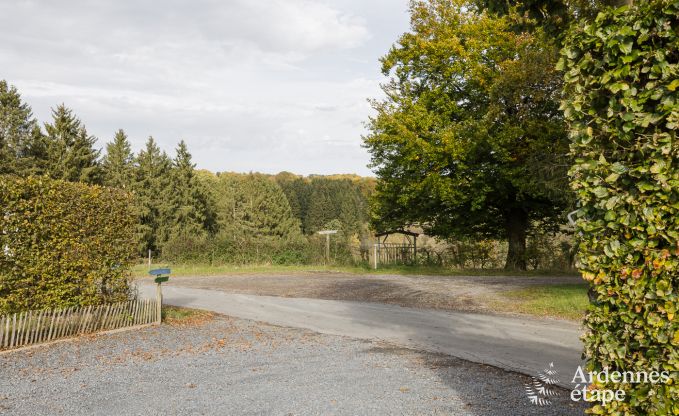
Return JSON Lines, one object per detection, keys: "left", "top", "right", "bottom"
{"left": 561, "top": 2, "right": 678, "bottom": 414}
{"left": 161, "top": 233, "right": 213, "bottom": 263}
{"left": 160, "top": 231, "right": 315, "bottom": 266}
{"left": 0, "top": 176, "right": 136, "bottom": 314}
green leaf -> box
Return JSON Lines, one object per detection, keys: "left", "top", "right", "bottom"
{"left": 619, "top": 41, "right": 634, "bottom": 54}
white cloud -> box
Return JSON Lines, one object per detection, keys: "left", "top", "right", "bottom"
{"left": 0, "top": 0, "right": 409, "bottom": 175}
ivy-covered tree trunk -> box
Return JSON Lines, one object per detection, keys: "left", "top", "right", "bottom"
{"left": 561, "top": 2, "right": 678, "bottom": 414}
{"left": 505, "top": 207, "right": 528, "bottom": 270}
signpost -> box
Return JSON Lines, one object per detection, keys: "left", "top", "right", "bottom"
{"left": 317, "top": 230, "right": 338, "bottom": 263}
{"left": 149, "top": 268, "right": 171, "bottom": 324}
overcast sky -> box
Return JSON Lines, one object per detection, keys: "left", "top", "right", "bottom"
{"left": 0, "top": 0, "right": 410, "bottom": 176}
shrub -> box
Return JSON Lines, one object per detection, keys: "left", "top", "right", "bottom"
{"left": 0, "top": 176, "right": 136, "bottom": 314}
{"left": 561, "top": 2, "right": 678, "bottom": 414}
{"left": 160, "top": 231, "right": 315, "bottom": 266}
{"left": 161, "top": 233, "right": 213, "bottom": 263}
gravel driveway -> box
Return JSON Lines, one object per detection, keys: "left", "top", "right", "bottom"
{"left": 0, "top": 316, "right": 586, "bottom": 415}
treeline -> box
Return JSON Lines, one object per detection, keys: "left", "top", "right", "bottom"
{"left": 174, "top": 172, "right": 374, "bottom": 264}
{"left": 0, "top": 80, "right": 374, "bottom": 264}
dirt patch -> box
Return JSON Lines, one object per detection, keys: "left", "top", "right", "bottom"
{"left": 144, "top": 272, "right": 583, "bottom": 314}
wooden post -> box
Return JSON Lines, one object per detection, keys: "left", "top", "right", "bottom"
{"left": 156, "top": 282, "right": 162, "bottom": 324}
{"left": 373, "top": 244, "right": 378, "bottom": 269}
{"left": 325, "top": 234, "right": 330, "bottom": 263}
{"left": 148, "top": 249, "right": 152, "bottom": 269}
{"left": 413, "top": 235, "right": 417, "bottom": 264}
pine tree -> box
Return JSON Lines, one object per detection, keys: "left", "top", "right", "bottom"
{"left": 134, "top": 136, "right": 173, "bottom": 254}
{"left": 102, "top": 129, "right": 134, "bottom": 188}
{"left": 44, "top": 105, "right": 101, "bottom": 184}
{"left": 166, "top": 140, "right": 215, "bottom": 240}
{"left": 0, "top": 80, "right": 46, "bottom": 176}
{"left": 274, "top": 172, "right": 311, "bottom": 232}
{"left": 305, "top": 178, "right": 338, "bottom": 233}
{"left": 214, "top": 173, "right": 302, "bottom": 240}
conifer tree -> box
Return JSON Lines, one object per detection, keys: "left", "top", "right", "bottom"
{"left": 304, "top": 178, "right": 367, "bottom": 235}
{"left": 0, "top": 80, "right": 47, "bottom": 176}
{"left": 215, "top": 174, "right": 302, "bottom": 240}
{"left": 44, "top": 105, "right": 101, "bottom": 184}
{"left": 102, "top": 129, "right": 134, "bottom": 189}
{"left": 275, "top": 172, "right": 311, "bottom": 232}
{"left": 166, "top": 140, "right": 215, "bottom": 240}
{"left": 134, "top": 136, "right": 173, "bottom": 254}
{"left": 305, "top": 178, "right": 337, "bottom": 233}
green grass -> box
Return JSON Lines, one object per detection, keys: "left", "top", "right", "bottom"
{"left": 133, "top": 262, "right": 577, "bottom": 278}
{"left": 493, "top": 284, "right": 589, "bottom": 320}
{"left": 161, "top": 305, "right": 213, "bottom": 324}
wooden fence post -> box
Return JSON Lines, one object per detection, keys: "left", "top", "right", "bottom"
{"left": 373, "top": 244, "right": 378, "bottom": 269}
{"left": 156, "top": 283, "right": 162, "bottom": 324}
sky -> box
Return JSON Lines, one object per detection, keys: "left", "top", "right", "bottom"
{"left": 0, "top": 0, "right": 411, "bottom": 176}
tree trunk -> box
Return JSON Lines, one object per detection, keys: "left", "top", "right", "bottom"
{"left": 505, "top": 207, "right": 528, "bottom": 271}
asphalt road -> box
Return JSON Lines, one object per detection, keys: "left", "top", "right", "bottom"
{"left": 139, "top": 283, "right": 584, "bottom": 388}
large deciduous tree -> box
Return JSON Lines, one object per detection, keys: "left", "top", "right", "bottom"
{"left": 364, "top": 0, "right": 570, "bottom": 269}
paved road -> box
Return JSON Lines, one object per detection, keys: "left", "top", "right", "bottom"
{"left": 139, "top": 283, "right": 584, "bottom": 388}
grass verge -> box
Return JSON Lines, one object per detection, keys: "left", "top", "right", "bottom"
{"left": 491, "top": 284, "right": 588, "bottom": 321}
{"left": 161, "top": 306, "right": 214, "bottom": 326}
{"left": 133, "top": 262, "right": 577, "bottom": 278}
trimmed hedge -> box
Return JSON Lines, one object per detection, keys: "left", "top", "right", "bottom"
{"left": 560, "top": 2, "right": 678, "bottom": 414}
{"left": 0, "top": 176, "right": 136, "bottom": 314}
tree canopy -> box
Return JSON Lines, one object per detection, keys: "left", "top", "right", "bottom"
{"left": 364, "top": 0, "right": 571, "bottom": 269}
{"left": 44, "top": 104, "right": 101, "bottom": 184}
{"left": 102, "top": 129, "right": 134, "bottom": 189}
{"left": 0, "top": 80, "right": 46, "bottom": 176}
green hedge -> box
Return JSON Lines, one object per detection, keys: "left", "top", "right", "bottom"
{"left": 159, "top": 232, "right": 359, "bottom": 266}
{"left": 161, "top": 232, "right": 316, "bottom": 265}
{"left": 0, "top": 176, "right": 136, "bottom": 314}
{"left": 561, "top": 2, "right": 678, "bottom": 414}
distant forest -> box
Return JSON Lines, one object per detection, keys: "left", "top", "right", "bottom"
{"left": 0, "top": 80, "right": 375, "bottom": 264}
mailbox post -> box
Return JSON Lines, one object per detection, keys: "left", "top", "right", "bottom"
{"left": 149, "top": 268, "right": 170, "bottom": 324}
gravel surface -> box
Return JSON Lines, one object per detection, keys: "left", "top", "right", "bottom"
{"left": 144, "top": 272, "right": 584, "bottom": 314}
{"left": 0, "top": 316, "right": 586, "bottom": 415}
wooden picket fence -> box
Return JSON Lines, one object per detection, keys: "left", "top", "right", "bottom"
{"left": 0, "top": 298, "right": 159, "bottom": 351}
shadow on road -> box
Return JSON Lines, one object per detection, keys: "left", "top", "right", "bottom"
{"left": 317, "top": 279, "right": 587, "bottom": 415}
{"left": 366, "top": 345, "right": 587, "bottom": 415}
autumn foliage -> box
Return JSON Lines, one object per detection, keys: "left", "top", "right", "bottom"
{"left": 0, "top": 176, "right": 136, "bottom": 314}
{"left": 561, "top": 2, "right": 679, "bottom": 413}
